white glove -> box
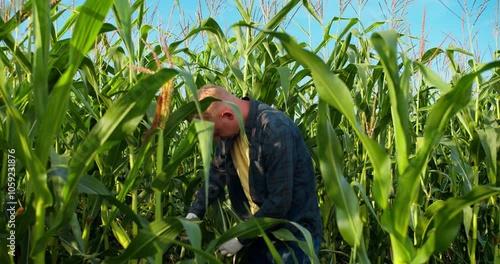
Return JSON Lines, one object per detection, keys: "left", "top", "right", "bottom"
{"left": 218, "top": 238, "right": 243, "bottom": 257}
{"left": 179, "top": 213, "right": 199, "bottom": 241}
{"left": 185, "top": 213, "right": 198, "bottom": 220}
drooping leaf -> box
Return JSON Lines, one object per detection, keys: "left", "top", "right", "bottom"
{"left": 270, "top": 31, "right": 391, "bottom": 210}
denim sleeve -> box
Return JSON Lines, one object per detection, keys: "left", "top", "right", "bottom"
{"left": 253, "top": 117, "right": 295, "bottom": 219}
{"left": 188, "top": 143, "right": 229, "bottom": 218}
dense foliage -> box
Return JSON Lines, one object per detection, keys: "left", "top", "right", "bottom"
{"left": 1, "top": 0, "right": 499, "bottom": 263}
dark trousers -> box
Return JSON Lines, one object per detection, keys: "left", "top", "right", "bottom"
{"left": 242, "top": 236, "right": 321, "bottom": 264}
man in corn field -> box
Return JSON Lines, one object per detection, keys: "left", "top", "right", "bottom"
{"left": 186, "top": 84, "right": 322, "bottom": 263}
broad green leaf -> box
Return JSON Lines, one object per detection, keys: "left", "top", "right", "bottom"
{"left": 35, "top": 0, "right": 115, "bottom": 165}
{"left": 477, "top": 128, "right": 499, "bottom": 186}
{"left": 152, "top": 122, "right": 200, "bottom": 191}
{"left": 111, "top": 221, "right": 131, "bottom": 248}
{"left": 420, "top": 47, "right": 444, "bottom": 65}
{"left": 78, "top": 174, "right": 112, "bottom": 196}
{"left": 462, "top": 206, "right": 473, "bottom": 240}
{"left": 445, "top": 46, "right": 473, "bottom": 74}
{"left": 194, "top": 119, "right": 215, "bottom": 211}
{"left": 67, "top": 69, "right": 177, "bottom": 201}
{"left": 0, "top": 62, "right": 52, "bottom": 206}
{"left": 364, "top": 21, "right": 386, "bottom": 33}
{"left": 69, "top": 213, "right": 86, "bottom": 254}
{"left": 103, "top": 217, "right": 222, "bottom": 264}
{"left": 32, "top": 0, "right": 50, "bottom": 121}
{"left": 216, "top": 218, "right": 283, "bottom": 245}
{"left": 301, "top": 0, "right": 322, "bottom": 23}
{"left": 138, "top": 24, "right": 153, "bottom": 63}
{"left": 317, "top": 101, "right": 363, "bottom": 248}
{"left": 102, "top": 218, "right": 183, "bottom": 263}
{"left": 234, "top": 0, "right": 251, "bottom": 23}
{"left": 178, "top": 218, "right": 203, "bottom": 263}
{"left": 247, "top": 0, "right": 300, "bottom": 54}
{"left": 414, "top": 186, "right": 500, "bottom": 263}
{"left": 386, "top": 60, "right": 500, "bottom": 262}
{"left": 414, "top": 200, "right": 446, "bottom": 246}
{"left": 272, "top": 228, "right": 318, "bottom": 263}
{"left": 56, "top": 5, "right": 79, "bottom": 38}
{"left": 270, "top": 31, "right": 391, "bottom": 210}
{"left": 414, "top": 61, "right": 452, "bottom": 94}
{"left": 33, "top": 70, "right": 174, "bottom": 256}
{"left": 423, "top": 61, "right": 500, "bottom": 152}
{"left": 371, "top": 31, "right": 410, "bottom": 174}
{"left": 332, "top": 32, "right": 352, "bottom": 70}
{"left": 163, "top": 97, "right": 218, "bottom": 139}
{"left": 113, "top": 0, "right": 135, "bottom": 63}
{"left": 275, "top": 66, "right": 291, "bottom": 109}
{"left": 442, "top": 138, "right": 473, "bottom": 191}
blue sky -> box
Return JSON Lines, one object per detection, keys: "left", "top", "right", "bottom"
{"left": 149, "top": 0, "right": 498, "bottom": 62}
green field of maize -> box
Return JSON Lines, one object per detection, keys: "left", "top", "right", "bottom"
{"left": 1, "top": 0, "right": 500, "bottom": 263}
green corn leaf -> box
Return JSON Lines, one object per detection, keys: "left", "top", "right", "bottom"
{"left": 414, "top": 200, "right": 446, "bottom": 246}
{"left": 35, "top": 0, "right": 115, "bottom": 165}
{"left": 69, "top": 213, "right": 86, "bottom": 254}
{"left": 32, "top": 0, "right": 50, "bottom": 121}
{"left": 420, "top": 47, "right": 444, "bottom": 65}
{"left": 79, "top": 174, "right": 148, "bottom": 227}
{"left": 270, "top": 31, "right": 391, "bottom": 210}
{"left": 0, "top": 24, "right": 32, "bottom": 77}
{"left": 441, "top": 138, "right": 474, "bottom": 191}
{"left": 414, "top": 61, "right": 452, "bottom": 94}
{"left": 0, "top": 62, "right": 52, "bottom": 206}
{"left": 423, "top": 61, "right": 500, "bottom": 154}
{"left": 445, "top": 46, "right": 474, "bottom": 74}
{"left": 317, "top": 101, "right": 365, "bottom": 254}
{"left": 364, "top": 21, "right": 386, "bottom": 33}
{"left": 371, "top": 31, "right": 410, "bottom": 174}
{"left": 111, "top": 220, "right": 132, "bottom": 248}
{"left": 216, "top": 217, "right": 283, "bottom": 245}
{"left": 102, "top": 218, "right": 183, "bottom": 263}
{"left": 247, "top": 0, "right": 300, "bottom": 54}
{"left": 385, "top": 60, "right": 500, "bottom": 262}
{"left": 177, "top": 217, "right": 203, "bottom": 263}
{"left": 67, "top": 69, "right": 177, "bottom": 201}
{"left": 56, "top": 5, "right": 79, "bottom": 38}
{"left": 163, "top": 97, "right": 218, "bottom": 139}
{"left": 414, "top": 186, "right": 500, "bottom": 263}
{"left": 272, "top": 226, "right": 320, "bottom": 264}
{"left": 77, "top": 174, "right": 112, "bottom": 196}
{"left": 32, "top": 69, "right": 175, "bottom": 256}
{"left": 102, "top": 217, "right": 222, "bottom": 264}
{"left": 194, "top": 119, "right": 215, "bottom": 211}
{"left": 274, "top": 66, "right": 291, "bottom": 109}
{"left": 138, "top": 24, "right": 153, "bottom": 63}
{"left": 152, "top": 122, "right": 200, "bottom": 191}
{"left": 477, "top": 128, "right": 499, "bottom": 186}
{"left": 234, "top": 0, "right": 251, "bottom": 23}
{"left": 113, "top": 0, "right": 135, "bottom": 63}
{"left": 301, "top": 0, "right": 322, "bottom": 23}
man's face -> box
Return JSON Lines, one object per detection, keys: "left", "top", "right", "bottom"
{"left": 207, "top": 112, "right": 239, "bottom": 141}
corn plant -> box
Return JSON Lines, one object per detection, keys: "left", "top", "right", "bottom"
{"left": 1, "top": 0, "right": 500, "bottom": 263}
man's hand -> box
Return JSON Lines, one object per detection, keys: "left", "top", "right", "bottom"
{"left": 179, "top": 213, "right": 199, "bottom": 241}
{"left": 185, "top": 213, "right": 198, "bottom": 220}
{"left": 218, "top": 238, "right": 243, "bottom": 257}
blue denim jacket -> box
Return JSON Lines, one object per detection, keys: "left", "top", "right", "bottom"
{"left": 189, "top": 98, "right": 322, "bottom": 243}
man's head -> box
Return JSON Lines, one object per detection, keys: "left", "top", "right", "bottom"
{"left": 194, "top": 85, "right": 250, "bottom": 141}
